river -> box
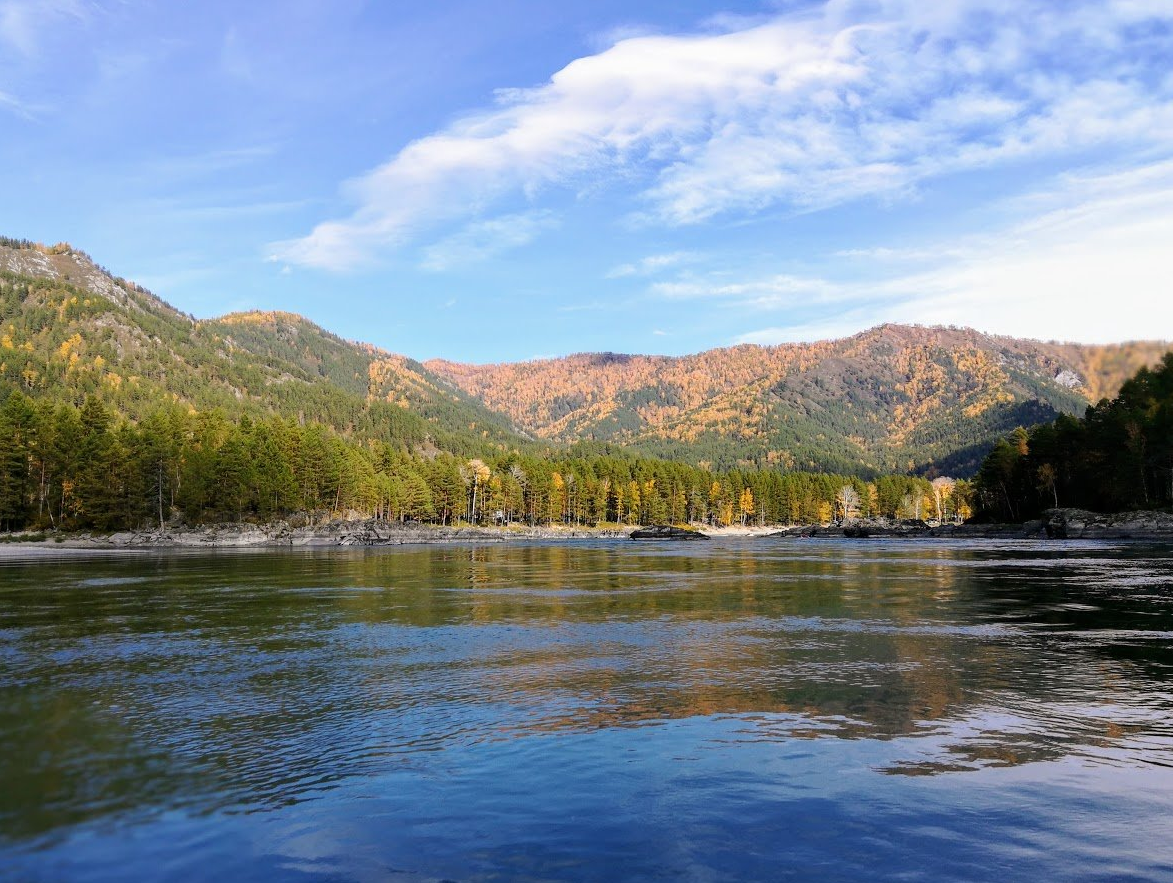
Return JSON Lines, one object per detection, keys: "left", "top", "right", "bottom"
{"left": 2, "top": 538, "right": 1172, "bottom": 881}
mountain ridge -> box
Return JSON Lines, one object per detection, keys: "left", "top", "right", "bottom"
{"left": 424, "top": 322, "right": 1168, "bottom": 474}
{"left": 2, "top": 237, "right": 1168, "bottom": 476}
{"left": 0, "top": 238, "right": 530, "bottom": 457}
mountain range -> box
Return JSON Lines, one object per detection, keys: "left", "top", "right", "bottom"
{"left": 2, "top": 237, "right": 1167, "bottom": 477}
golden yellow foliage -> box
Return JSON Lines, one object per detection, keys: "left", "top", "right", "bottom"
{"left": 57, "top": 333, "right": 83, "bottom": 359}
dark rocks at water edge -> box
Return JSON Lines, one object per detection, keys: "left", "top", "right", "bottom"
{"left": 770, "top": 519, "right": 997, "bottom": 539}
{"left": 1043, "top": 508, "right": 1173, "bottom": 539}
{"left": 27, "top": 518, "right": 628, "bottom": 549}
{"left": 629, "top": 525, "right": 710, "bottom": 540}
{"left": 768, "top": 508, "right": 1173, "bottom": 540}
{"left": 11, "top": 508, "right": 1173, "bottom": 549}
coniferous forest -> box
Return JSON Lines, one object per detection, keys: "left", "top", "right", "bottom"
{"left": 974, "top": 353, "right": 1173, "bottom": 521}
{"left": 0, "top": 389, "right": 954, "bottom": 532}
{"left": 0, "top": 245, "right": 972, "bottom": 534}
{"left": 3, "top": 239, "right": 1169, "bottom": 534}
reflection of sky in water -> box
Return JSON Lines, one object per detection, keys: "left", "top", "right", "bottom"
{"left": 1, "top": 539, "right": 1172, "bottom": 881}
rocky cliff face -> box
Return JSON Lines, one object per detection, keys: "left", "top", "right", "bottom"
{"left": 0, "top": 240, "right": 179, "bottom": 315}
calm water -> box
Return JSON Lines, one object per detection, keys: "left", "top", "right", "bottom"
{"left": 2, "top": 538, "right": 1172, "bottom": 882}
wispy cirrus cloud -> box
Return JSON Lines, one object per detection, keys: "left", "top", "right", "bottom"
{"left": 0, "top": 87, "right": 34, "bottom": 118}
{"left": 1, "top": 0, "right": 89, "bottom": 117}
{"left": 0, "top": 0, "right": 87, "bottom": 55}
{"left": 605, "top": 250, "right": 700, "bottom": 278}
{"left": 273, "top": 0, "right": 1173, "bottom": 271}
{"left": 653, "top": 272, "right": 846, "bottom": 307}
{"left": 420, "top": 210, "right": 559, "bottom": 271}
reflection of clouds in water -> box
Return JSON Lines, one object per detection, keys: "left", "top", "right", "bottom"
{"left": 3, "top": 538, "right": 1173, "bottom": 846}
{"left": 876, "top": 698, "right": 1173, "bottom": 776}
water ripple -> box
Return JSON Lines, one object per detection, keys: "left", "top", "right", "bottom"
{"left": 2, "top": 540, "right": 1173, "bottom": 881}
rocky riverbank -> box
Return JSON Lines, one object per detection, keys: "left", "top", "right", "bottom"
{"left": 769, "top": 519, "right": 1030, "bottom": 539}
{"left": 0, "top": 519, "right": 628, "bottom": 550}
{"left": 1041, "top": 508, "right": 1173, "bottom": 540}
{"left": 770, "top": 508, "right": 1173, "bottom": 540}
{"left": 3, "top": 508, "right": 1171, "bottom": 552}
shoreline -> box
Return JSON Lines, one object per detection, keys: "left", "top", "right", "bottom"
{"left": 0, "top": 520, "right": 629, "bottom": 553}
{"left": 2, "top": 508, "right": 1172, "bottom": 555}
{"left": 767, "top": 507, "right": 1173, "bottom": 541}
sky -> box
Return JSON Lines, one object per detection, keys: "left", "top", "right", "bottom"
{"left": 1, "top": 0, "right": 1172, "bottom": 362}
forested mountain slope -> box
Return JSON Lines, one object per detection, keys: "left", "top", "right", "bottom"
{"left": 427, "top": 326, "right": 1169, "bottom": 475}
{"left": 3, "top": 237, "right": 1166, "bottom": 478}
{"left": 0, "top": 239, "right": 528, "bottom": 456}
{"left": 976, "top": 352, "right": 1173, "bottom": 520}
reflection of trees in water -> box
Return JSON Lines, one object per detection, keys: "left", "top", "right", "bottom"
{"left": 2, "top": 542, "right": 1171, "bottom": 840}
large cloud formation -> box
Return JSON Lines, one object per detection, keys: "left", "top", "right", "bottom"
{"left": 274, "top": 0, "right": 1173, "bottom": 270}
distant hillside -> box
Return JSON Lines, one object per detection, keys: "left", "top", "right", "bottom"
{"left": 0, "top": 239, "right": 529, "bottom": 457}
{"left": 2, "top": 237, "right": 1166, "bottom": 477}
{"left": 426, "top": 325, "right": 1169, "bottom": 475}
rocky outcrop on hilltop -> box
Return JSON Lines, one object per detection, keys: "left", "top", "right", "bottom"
{"left": 0, "top": 240, "right": 175, "bottom": 314}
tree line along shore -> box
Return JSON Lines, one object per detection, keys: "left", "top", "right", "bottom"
{"left": 0, "top": 391, "right": 966, "bottom": 536}
{"left": 974, "top": 352, "right": 1173, "bottom": 520}
{"left": 1, "top": 352, "right": 1169, "bottom": 541}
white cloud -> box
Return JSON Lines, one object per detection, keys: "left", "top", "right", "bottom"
{"left": 653, "top": 271, "right": 848, "bottom": 308}
{"left": 605, "top": 250, "right": 699, "bottom": 278}
{"left": 420, "top": 210, "right": 558, "bottom": 271}
{"left": 557, "top": 300, "right": 611, "bottom": 313}
{"left": 730, "top": 160, "right": 1173, "bottom": 345}
{"left": 737, "top": 312, "right": 879, "bottom": 345}
{"left": 275, "top": 0, "right": 1173, "bottom": 270}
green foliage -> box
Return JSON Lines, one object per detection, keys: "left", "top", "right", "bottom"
{"left": 0, "top": 269, "right": 530, "bottom": 460}
{"left": 428, "top": 326, "right": 1167, "bottom": 478}
{"left": 0, "top": 392, "right": 954, "bottom": 531}
{"left": 974, "top": 353, "right": 1173, "bottom": 519}
{"left": 0, "top": 258, "right": 985, "bottom": 531}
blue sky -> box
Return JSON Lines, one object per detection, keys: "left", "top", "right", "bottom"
{"left": 2, "top": 0, "right": 1172, "bottom": 362}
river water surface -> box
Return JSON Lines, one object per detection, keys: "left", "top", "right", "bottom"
{"left": 2, "top": 538, "right": 1172, "bottom": 881}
